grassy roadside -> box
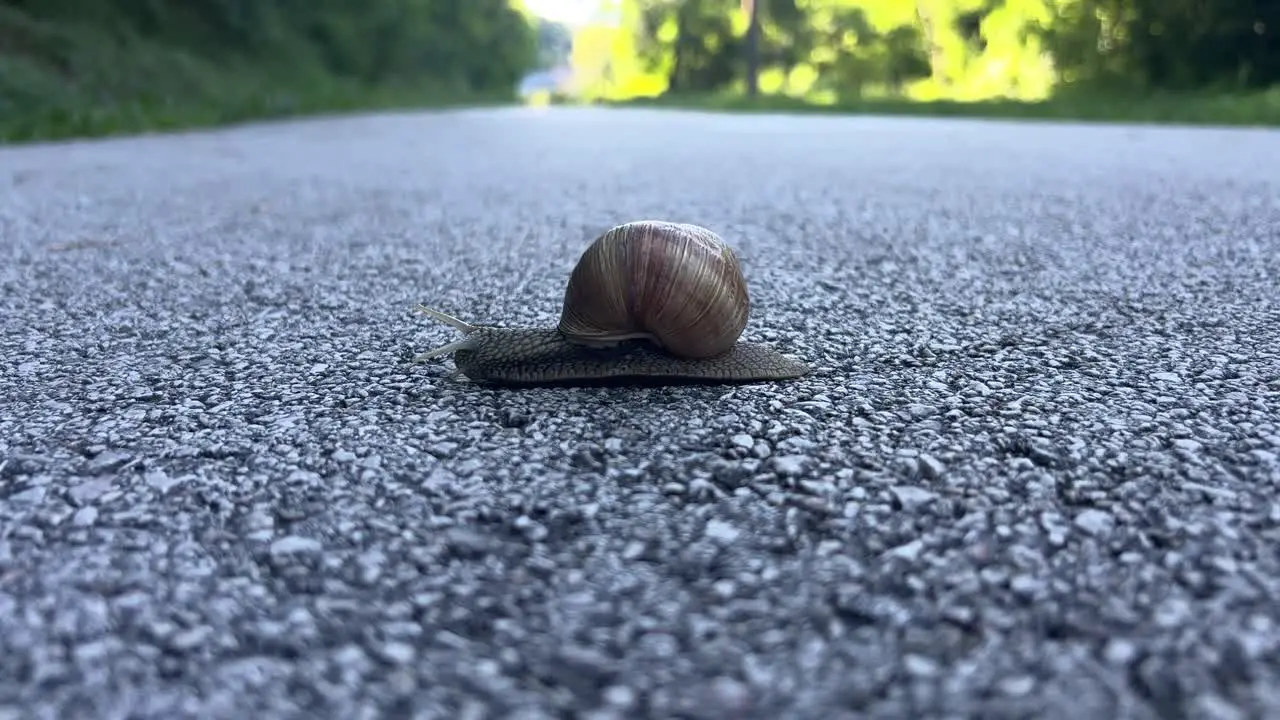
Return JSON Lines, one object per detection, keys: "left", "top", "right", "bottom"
{"left": 0, "top": 6, "right": 515, "bottom": 145}
{"left": 595, "top": 87, "right": 1280, "bottom": 128}
{"left": 6, "top": 1, "right": 1276, "bottom": 145}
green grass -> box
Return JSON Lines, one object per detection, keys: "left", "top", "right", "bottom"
{"left": 596, "top": 86, "right": 1280, "bottom": 128}
{"left": 0, "top": 6, "right": 515, "bottom": 144}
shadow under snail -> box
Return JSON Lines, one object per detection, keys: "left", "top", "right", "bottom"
{"left": 412, "top": 220, "right": 810, "bottom": 385}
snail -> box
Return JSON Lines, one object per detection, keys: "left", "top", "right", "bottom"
{"left": 412, "top": 220, "right": 809, "bottom": 385}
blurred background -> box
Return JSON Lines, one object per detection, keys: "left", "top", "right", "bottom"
{"left": 1, "top": 0, "right": 1277, "bottom": 142}
{"left": 530, "top": 0, "right": 1277, "bottom": 104}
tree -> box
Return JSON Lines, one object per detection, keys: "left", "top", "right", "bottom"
{"left": 572, "top": 0, "right": 1279, "bottom": 103}
{"left": 2, "top": 0, "right": 540, "bottom": 93}
{"left": 1037, "top": 0, "right": 1280, "bottom": 92}
{"left": 744, "top": 0, "right": 760, "bottom": 96}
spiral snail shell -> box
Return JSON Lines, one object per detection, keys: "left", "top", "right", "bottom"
{"left": 412, "top": 220, "right": 809, "bottom": 385}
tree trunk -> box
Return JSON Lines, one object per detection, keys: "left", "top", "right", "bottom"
{"left": 914, "top": 0, "right": 945, "bottom": 89}
{"left": 744, "top": 0, "right": 760, "bottom": 97}
{"left": 669, "top": 2, "right": 689, "bottom": 92}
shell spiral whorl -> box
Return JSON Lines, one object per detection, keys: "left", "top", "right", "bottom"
{"left": 556, "top": 221, "right": 750, "bottom": 359}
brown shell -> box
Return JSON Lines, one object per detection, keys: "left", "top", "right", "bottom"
{"left": 556, "top": 220, "right": 750, "bottom": 359}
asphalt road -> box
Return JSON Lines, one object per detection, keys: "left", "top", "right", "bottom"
{"left": 2, "top": 107, "right": 1279, "bottom": 719}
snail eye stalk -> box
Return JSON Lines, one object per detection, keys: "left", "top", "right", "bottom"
{"left": 411, "top": 305, "right": 479, "bottom": 361}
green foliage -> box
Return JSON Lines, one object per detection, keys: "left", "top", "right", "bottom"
{"left": 630, "top": 0, "right": 744, "bottom": 92}
{"left": 0, "top": 0, "right": 538, "bottom": 142}
{"left": 574, "top": 0, "right": 1278, "bottom": 106}
{"left": 1038, "top": 0, "right": 1280, "bottom": 92}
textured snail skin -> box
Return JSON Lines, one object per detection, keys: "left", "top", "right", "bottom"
{"left": 448, "top": 327, "right": 809, "bottom": 385}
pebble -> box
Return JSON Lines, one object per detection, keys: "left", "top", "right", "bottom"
{"left": 1073, "top": 509, "right": 1114, "bottom": 536}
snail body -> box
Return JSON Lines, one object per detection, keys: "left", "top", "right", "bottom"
{"left": 413, "top": 220, "right": 809, "bottom": 385}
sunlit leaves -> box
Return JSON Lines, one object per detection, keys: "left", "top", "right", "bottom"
{"left": 570, "top": 0, "right": 1277, "bottom": 102}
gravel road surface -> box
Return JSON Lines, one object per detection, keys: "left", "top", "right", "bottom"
{"left": 2, "top": 107, "right": 1279, "bottom": 719}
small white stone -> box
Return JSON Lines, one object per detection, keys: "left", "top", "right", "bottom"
{"left": 772, "top": 455, "right": 807, "bottom": 476}
{"left": 270, "top": 535, "right": 322, "bottom": 555}
{"left": 1073, "top": 509, "right": 1114, "bottom": 536}
{"left": 704, "top": 519, "right": 741, "bottom": 543}
{"left": 72, "top": 507, "right": 98, "bottom": 526}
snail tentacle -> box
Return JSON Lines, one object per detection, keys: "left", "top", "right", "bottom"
{"left": 411, "top": 305, "right": 480, "bottom": 361}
